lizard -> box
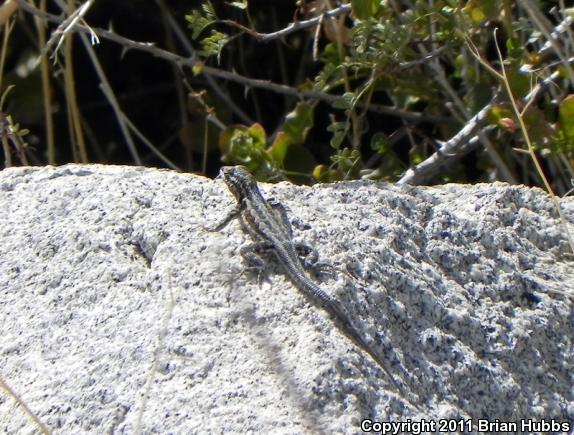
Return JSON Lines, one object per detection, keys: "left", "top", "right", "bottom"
{"left": 216, "top": 165, "right": 405, "bottom": 396}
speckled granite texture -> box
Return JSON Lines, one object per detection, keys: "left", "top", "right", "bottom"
{"left": 0, "top": 164, "right": 572, "bottom": 434}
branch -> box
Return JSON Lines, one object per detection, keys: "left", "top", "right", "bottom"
{"left": 221, "top": 4, "right": 352, "bottom": 43}
{"left": 398, "top": 67, "right": 562, "bottom": 185}
{"left": 0, "top": 0, "right": 18, "bottom": 27}
{"left": 538, "top": 15, "right": 573, "bottom": 58}
{"left": 200, "top": 64, "right": 447, "bottom": 123}
{"left": 397, "top": 95, "right": 498, "bottom": 185}
{"left": 15, "top": 0, "right": 445, "bottom": 124}
{"left": 43, "top": 0, "right": 97, "bottom": 57}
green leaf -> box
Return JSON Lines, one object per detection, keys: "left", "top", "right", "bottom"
{"left": 352, "top": 0, "right": 380, "bottom": 20}
{"left": 313, "top": 165, "right": 343, "bottom": 182}
{"left": 327, "top": 119, "right": 349, "bottom": 150}
{"left": 199, "top": 32, "right": 229, "bottom": 60}
{"left": 462, "top": 0, "right": 501, "bottom": 24}
{"left": 313, "top": 165, "right": 331, "bottom": 182}
{"left": 186, "top": 1, "right": 229, "bottom": 61}
{"left": 370, "top": 132, "right": 391, "bottom": 155}
{"left": 192, "top": 62, "right": 204, "bottom": 76}
{"left": 409, "top": 145, "right": 424, "bottom": 166}
{"left": 16, "top": 128, "right": 30, "bottom": 137}
{"left": 331, "top": 92, "right": 355, "bottom": 110}
{"left": 505, "top": 37, "right": 523, "bottom": 62}
{"left": 282, "top": 102, "right": 314, "bottom": 146}
{"left": 268, "top": 133, "right": 316, "bottom": 178}
{"left": 268, "top": 132, "right": 289, "bottom": 167}
{"left": 330, "top": 147, "right": 361, "bottom": 176}
{"left": 505, "top": 68, "right": 530, "bottom": 99}
{"left": 282, "top": 145, "right": 316, "bottom": 179}
{"left": 330, "top": 130, "right": 346, "bottom": 149}
{"left": 201, "top": 1, "right": 217, "bottom": 20}
{"left": 320, "top": 43, "right": 343, "bottom": 65}
{"left": 326, "top": 121, "right": 347, "bottom": 133}
{"left": 522, "top": 107, "right": 555, "bottom": 145}
{"left": 246, "top": 122, "right": 267, "bottom": 148}
{"left": 219, "top": 123, "right": 268, "bottom": 170}
{"left": 559, "top": 94, "right": 574, "bottom": 141}
{"left": 186, "top": 10, "right": 214, "bottom": 40}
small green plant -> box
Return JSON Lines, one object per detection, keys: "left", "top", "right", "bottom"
{"left": 186, "top": 0, "right": 574, "bottom": 192}
{"left": 218, "top": 101, "right": 316, "bottom": 181}
{"left": 0, "top": 86, "right": 30, "bottom": 167}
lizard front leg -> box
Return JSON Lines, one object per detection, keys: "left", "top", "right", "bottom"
{"left": 239, "top": 241, "right": 275, "bottom": 284}
{"left": 207, "top": 205, "right": 242, "bottom": 232}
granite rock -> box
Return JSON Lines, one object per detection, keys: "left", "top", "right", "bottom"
{"left": 0, "top": 164, "right": 572, "bottom": 434}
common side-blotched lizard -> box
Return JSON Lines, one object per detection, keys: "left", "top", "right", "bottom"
{"left": 217, "top": 166, "right": 403, "bottom": 394}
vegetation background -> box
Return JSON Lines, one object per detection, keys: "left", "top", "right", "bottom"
{"left": 2, "top": 1, "right": 574, "bottom": 431}
{"left": 1, "top": 0, "right": 574, "bottom": 196}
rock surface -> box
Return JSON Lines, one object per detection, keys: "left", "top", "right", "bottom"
{"left": 0, "top": 164, "right": 572, "bottom": 434}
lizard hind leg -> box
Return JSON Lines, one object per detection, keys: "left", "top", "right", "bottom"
{"left": 294, "top": 242, "right": 338, "bottom": 280}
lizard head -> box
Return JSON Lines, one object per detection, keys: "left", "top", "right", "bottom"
{"left": 219, "top": 166, "right": 257, "bottom": 200}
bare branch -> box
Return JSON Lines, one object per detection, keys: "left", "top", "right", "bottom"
{"left": 199, "top": 64, "right": 447, "bottom": 123}
{"left": 0, "top": 0, "right": 18, "bottom": 27}
{"left": 397, "top": 95, "right": 498, "bottom": 185}
{"left": 43, "top": 0, "right": 98, "bottom": 58}
{"left": 398, "top": 66, "right": 563, "bottom": 186}
{"left": 15, "top": 0, "right": 444, "bottom": 124}
{"left": 221, "top": 4, "right": 352, "bottom": 43}
{"left": 155, "top": 0, "right": 253, "bottom": 125}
